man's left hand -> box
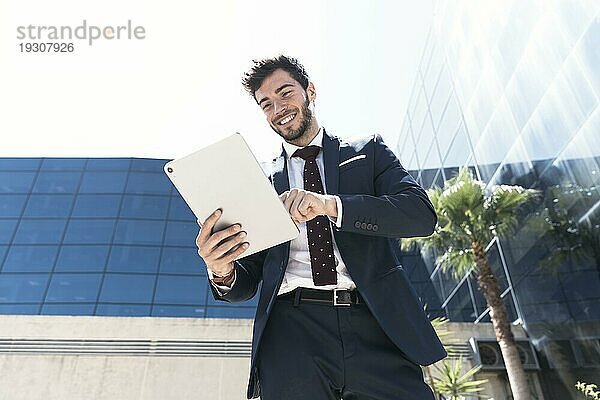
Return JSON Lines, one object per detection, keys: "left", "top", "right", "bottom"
{"left": 279, "top": 188, "right": 337, "bottom": 224}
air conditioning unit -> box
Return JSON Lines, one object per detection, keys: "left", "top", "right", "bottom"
{"left": 469, "top": 337, "right": 540, "bottom": 370}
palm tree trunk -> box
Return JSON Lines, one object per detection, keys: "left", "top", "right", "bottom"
{"left": 424, "top": 365, "right": 441, "bottom": 400}
{"left": 472, "top": 240, "right": 531, "bottom": 400}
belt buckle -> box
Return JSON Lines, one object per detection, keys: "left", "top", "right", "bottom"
{"left": 333, "top": 289, "right": 351, "bottom": 307}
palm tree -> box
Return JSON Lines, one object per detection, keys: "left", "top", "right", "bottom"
{"left": 403, "top": 167, "right": 538, "bottom": 400}
{"left": 433, "top": 356, "right": 489, "bottom": 400}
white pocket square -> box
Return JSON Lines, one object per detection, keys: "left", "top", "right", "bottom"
{"left": 339, "top": 154, "right": 366, "bottom": 167}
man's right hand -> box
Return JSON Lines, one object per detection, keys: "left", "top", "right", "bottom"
{"left": 196, "top": 208, "right": 250, "bottom": 277}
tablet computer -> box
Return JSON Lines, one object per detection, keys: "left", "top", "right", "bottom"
{"left": 163, "top": 133, "right": 299, "bottom": 259}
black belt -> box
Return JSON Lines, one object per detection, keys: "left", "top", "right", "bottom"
{"left": 278, "top": 288, "right": 362, "bottom": 306}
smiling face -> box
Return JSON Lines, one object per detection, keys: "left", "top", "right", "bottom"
{"left": 254, "top": 69, "right": 318, "bottom": 145}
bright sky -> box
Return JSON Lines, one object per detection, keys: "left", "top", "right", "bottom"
{"left": 0, "top": 0, "right": 434, "bottom": 162}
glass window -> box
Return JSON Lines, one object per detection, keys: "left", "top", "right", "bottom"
{"left": 160, "top": 247, "right": 205, "bottom": 275}
{"left": 13, "top": 219, "right": 67, "bottom": 245}
{"left": 72, "top": 194, "right": 122, "bottom": 217}
{"left": 3, "top": 245, "right": 59, "bottom": 272}
{"left": 206, "top": 306, "right": 256, "bottom": 319}
{"left": 86, "top": 159, "right": 130, "bottom": 171}
{"left": 45, "top": 273, "right": 102, "bottom": 302}
{"left": 436, "top": 95, "right": 462, "bottom": 155}
{"left": 0, "top": 195, "right": 27, "bottom": 217}
{"left": 444, "top": 282, "right": 476, "bottom": 322}
{"left": 41, "top": 158, "right": 86, "bottom": 171}
{"left": 63, "top": 219, "right": 116, "bottom": 244}
{"left": 0, "top": 158, "right": 40, "bottom": 171}
{"left": 164, "top": 221, "right": 198, "bottom": 247}
{"left": 32, "top": 172, "right": 80, "bottom": 193}
{"left": 0, "top": 219, "right": 18, "bottom": 244}
{"left": 96, "top": 304, "right": 151, "bottom": 316}
{"left": 168, "top": 196, "right": 195, "bottom": 221}
{"left": 79, "top": 172, "right": 128, "bottom": 194}
{"left": 443, "top": 123, "right": 472, "bottom": 168}
{"left": 107, "top": 245, "right": 160, "bottom": 273}
{"left": 55, "top": 245, "right": 109, "bottom": 272}
{"left": 119, "top": 195, "right": 169, "bottom": 219}
{"left": 0, "top": 172, "right": 36, "bottom": 193}
{"left": 0, "top": 304, "right": 40, "bottom": 314}
{"left": 131, "top": 159, "right": 168, "bottom": 172}
{"left": 23, "top": 194, "right": 74, "bottom": 217}
{"left": 41, "top": 304, "right": 95, "bottom": 316}
{"left": 154, "top": 275, "right": 207, "bottom": 305}
{"left": 0, "top": 274, "right": 50, "bottom": 303}
{"left": 151, "top": 305, "right": 206, "bottom": 318}
{"left": 113, "top": 219, "right": 165, "bottom": 245}
{"left": 99, "top": 273, "right": 156, "bottom": 303}
{"left": 0, "top": 245, "right": 6, "bottom": 262}
{"left": 126, "top": 172, "right": 172, "bottom": 195}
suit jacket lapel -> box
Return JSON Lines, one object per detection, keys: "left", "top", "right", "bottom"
{"left": 271, "top": 149, "right": 289, "bottom": 195}
{"left": 322, "top": 128, "right": 340, "bottom": 196}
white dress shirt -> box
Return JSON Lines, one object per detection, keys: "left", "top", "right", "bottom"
{"left": 209, "top": 128, "right": 357, "bottom": 295}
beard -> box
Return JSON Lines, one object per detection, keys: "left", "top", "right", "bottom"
{"left": 271, "top": 98, "right": 313, "bottom": 142}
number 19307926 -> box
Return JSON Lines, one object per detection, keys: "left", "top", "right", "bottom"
{"left": 19, "top": 42, "right": 74, "bottom": 52}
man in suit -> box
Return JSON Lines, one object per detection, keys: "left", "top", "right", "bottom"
{"left": 196, "top": 55, "right": 446, "bottom": 399}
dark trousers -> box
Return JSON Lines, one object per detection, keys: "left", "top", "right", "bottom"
{"left": 256, "top": 293, "right": 436, "bottom": 400}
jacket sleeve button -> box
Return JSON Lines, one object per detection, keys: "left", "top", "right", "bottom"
{"left": 360, "top": 222, "right": 367, "bottom": 229}
{"left": 366, "top": 223, "right": 373, "bottom": 230}
{"left": 372, "top": 224, "right": 379, "bottom": 232}
{"left": 354, "top": 221, "right": 361, "bottom": 228}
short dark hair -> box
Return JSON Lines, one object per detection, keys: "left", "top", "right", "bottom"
{"left": 242, "top": 55, "right": 310, "bottom": 99}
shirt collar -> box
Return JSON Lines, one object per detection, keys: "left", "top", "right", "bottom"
{"left": 282, "top": 127, "right": 323, "bottom": 158}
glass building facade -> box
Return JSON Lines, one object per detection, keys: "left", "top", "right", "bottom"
{"left": 0, "top": 158, "right": 257, "bottom": 319}
{"left": 395, "top": 0, "right": 599, "bottom": 398}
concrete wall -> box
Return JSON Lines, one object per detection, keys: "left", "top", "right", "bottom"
{"left": 0, "top": 315, "right": 254, "bottom": 400}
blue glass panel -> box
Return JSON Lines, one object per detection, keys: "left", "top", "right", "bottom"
{"left": 3, "top": 245, "right": 59, "bottom": 272}
{"left": 45, "top": 274, "right": 102, "bottom": 302}
{"left": 86, "top": 159, "right": 130, "bottom": 171}
{"left": 0, "top": 219, "right": 18, "bottom": 244}
{"left": 13, "top": 219, "right": 67, "bottom": 244}
{"left": 41, "top": 158, "right": 86, "bottom": 171}
{"left": 160, "top": 247, "right": 205, "bottom": 275}
{"left": 131, "top": 159, "right": 169, "bottom": 172}
{"left": 114, "top": 219, "right": 165, "bottom": 245}
{"left": 55, "top": 245, "right": 109, "bottom": 272}
{"left": 0, "top": 195, "right": 27, "bottom": 217}
{"left": 0, "top": 304, "right": 39, "bottom": 314}
{"left": 0, "top": 274, "right": 50, "bottom": 302}
{"left": 168, "top": 196, "right": 195, "bottom": 220}
{"left": 41, "top": 304, "right": 95, "bottom": 315}
{"left": 126, "top": 172, "right": 172, "bottom": 195}
{"left": 206, "top": 306, "right": 256, "bottom": 319}
{"left": 99, "top": 273, "right": 155, "bottom": 303}
{"left": 0, "top": 245, "right": 7, "bottom": 262}
{"left": 23, "top": 194, "right": 74, "bottom": 217}
{"left": 164, "top": 221, "right": 198, "bottom": 246}
{"left": 79, "top": 172, "right": 128, "bottom": 194}
{"left": 72, "top": 194, "right": 122, "bottom": 217}
{"left": 151, "top": 305, "right": 206, "bottom": 317}
{"left": 63, "top": 219, "right": 115, "bottom": 244}
{"left": 154, "top": 275, "right": 207, "bottom": 305}
{"left": 32, "top": 172, "right": 80, "bottom": 193}
{"left": 0, "top": 172, "right": 36, "bottom": 193}
{"left": 119, "top": 195, "right": 169, "bottom": 219}
{"left": 0, "top": 158, "right": 40, "bottom": 171}
{"left": 107, "top": 245, "right": 160, "bottom": 273}
{"left": 96, "top": 304, "right": 151, "bottom": 316}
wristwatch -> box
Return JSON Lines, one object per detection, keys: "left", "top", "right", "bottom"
{"left": 211, "top": 267, "right": 235, "bottom": 286}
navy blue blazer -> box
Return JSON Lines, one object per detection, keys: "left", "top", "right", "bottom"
{"left": 210, "top": 129, "right": 447, "bottom": 398}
